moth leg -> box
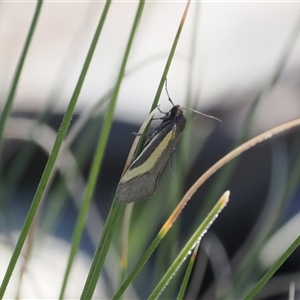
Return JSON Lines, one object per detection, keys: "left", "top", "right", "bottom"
{"left": 157, "top": 105, "right": 168, "bottom": 114}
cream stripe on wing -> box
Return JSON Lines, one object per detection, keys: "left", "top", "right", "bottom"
{"left": 120, "top": 129, "right": 174, "bottom": 182}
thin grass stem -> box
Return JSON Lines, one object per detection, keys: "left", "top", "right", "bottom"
{"left": 149, "top": 191, "right": 229, "bottom": 299}
{"left": 244, "top": 235, "right": 300, "bottom": 300}
{"left": 79, "top": 2, "right": 146, "bottom": 298}
{"left": 136, "top": 0, "right": 192, "bottom": 155}
{"left": 177, "top": 242, "right": 200, "bottom": 300}
{"left": 56, "top": 1, "right": 114, "bottom": 298}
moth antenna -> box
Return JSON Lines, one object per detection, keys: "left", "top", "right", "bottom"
{"left": 183, "top": 107, "right": 222, "bottom": 123}
{"left": 164, "top": 78, "right": 175, "bottom": 107}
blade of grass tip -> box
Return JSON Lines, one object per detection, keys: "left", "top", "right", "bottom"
{"left": 136, "top": 0, "right": 192, "bottom": 154}
{"left": 112, "top": 117, "right": 300, "bottom": 299}
{"left": 78, "top": 2, "right": 146, "bottom": 299}
{"left": 149, "top": 191, "right": 230, "bottom": 300}
{"left": 244, "top": 235, "right": 300, "bottom": 300}
{"left": 209, "top": 145, "right": 300, "bottom": 299}
{"left": 177, "top": 242, "right": 200, "bottom": 300}
{"left": 0, "top": 0, "right": 108, "bottom": 297}
{"left": 0, "top": 0, "right": 43, "bottom": 173}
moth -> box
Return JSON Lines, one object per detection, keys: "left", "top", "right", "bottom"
{"left": 116, "top": 100, "right": 186, "bottom": 203}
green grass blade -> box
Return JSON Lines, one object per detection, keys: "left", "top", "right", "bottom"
{"left": 177, "top": 243, "right": 200, "bottom": 300}
{"left": 244, "top": 235, "right": 300, "bottom": 300}
{"left": 55, "top": 2, "right": 113, "bottom": 298}
{"left": 112, "top": 117, "right": 300, "bottom": 299}
{"left": 0, "top": 0, "right": 108, "bottom": 297}
{"left": 151, "top": 0, "right": 191, "bottom": 111}
{"left": 112, "top": 227, "right": 162, "bottom": 300}
{"left": 0, "top": 0, "right": 43, "bottom": 164}
{"left": 112, "top": 191, "right": 229, "bottom": 300}
{"left": 81, "top": 201, "right": 124, "bottom": 298}
{"left": 149, "top": 191, "right": 229, "bottom": 299}
{"left": 116, "top": 2, "right": 193, "bottom": 295}
{"left": 154, "top": 3, "right": 201, "bottom": 294}
{"left": 78, "top": 2, "right": 146, "bottom": 299}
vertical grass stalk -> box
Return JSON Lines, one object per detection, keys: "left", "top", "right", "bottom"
{"left": 79, "top": 1, "right": 146, "bottom": 299}
{"left": 136, "top": 0, "right": 192, "bottom": 155}
{"left": 55, "top": 1, "right": 114, "bottom": 298}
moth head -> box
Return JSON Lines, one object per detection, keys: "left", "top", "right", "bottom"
{"left": 176, "top": 106, "right": 184, "bottom": 117}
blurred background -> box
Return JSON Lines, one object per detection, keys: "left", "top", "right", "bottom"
{"left": 1, "top": 1, "right": 300, "bottom": 299}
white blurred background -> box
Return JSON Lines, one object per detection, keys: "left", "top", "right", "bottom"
{"left": 1, "top": 1, "right": 300, "bottom": 125}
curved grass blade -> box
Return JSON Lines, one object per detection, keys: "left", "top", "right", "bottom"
{"left": 112, "top": 117, "right": 300, "bottom": 299}
{"left": 200, "top": 15, "right": 300, "bottom": 221}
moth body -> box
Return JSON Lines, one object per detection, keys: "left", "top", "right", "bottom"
{"left": 116, "top": 105, "right": 186, "bottom": 203}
